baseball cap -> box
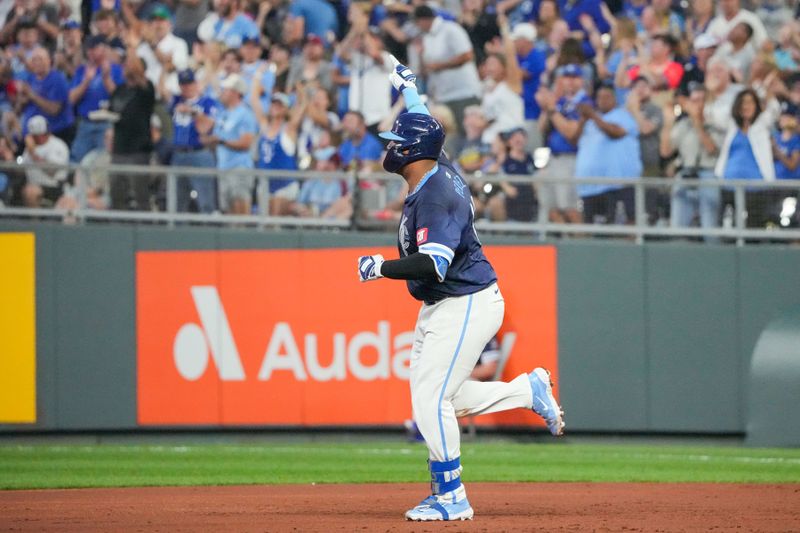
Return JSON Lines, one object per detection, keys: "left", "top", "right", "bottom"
{"left": 177, "top": 69, "right": 195, "bottom": 84}
{"left": 271, "top": 92, "right": 291, "bottom": 107}
{"left": 305, "top": 34, "right": 324, "bottom": 46}
{"left": 413, "top": 5, "right": 435, "bottom": 20}
{"left": 86, "top": 34, "right": 107, "bottom": 48}
{"left": 558, "top": 64, "right": 583, "bottom": 78}
{"left": 149, "top": 5, "right": 171, "bottom": 20}
{"left": 241, "top": 35, "right": 260, "bottom": 46}
{"left": 510, "top": 23, "right": 537, "bottom": 42}
{"left": 501, "top": 126, "right": 527, "bottom": 140}
{"left": 27, "top": 115, "right": 48, "bottom": 135}
{"left": 62, "top": 19, "right": 80, "bottom": 30}
{"left": 220, "top": 74, "right": 247, "bottom": 95}
{"left": 693, "top": 33, "right": 720, "bottom": 51}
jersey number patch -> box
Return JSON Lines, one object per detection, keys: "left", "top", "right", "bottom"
{"left": 416, "top": 228, "right": 428, "bottom": 245}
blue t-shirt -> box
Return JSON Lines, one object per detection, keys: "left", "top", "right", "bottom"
{"left": 297, "top": 179, "right": 343, "bottom": 213}
{"left": 774, "top": 132, "right": 800, "bottom": 180}
{"left": 214, "top": 13, "right": 260, "bottom": 49}
{"left": 724, "top": 131, "right": 762, "bottom": 180}
{"left": 288, "top": 0, "right": 339, "bottom": 39}
{"left": 256, "top": 127, "right": 297, "bottom": 193}
{"left": 398, "top": 154, "right": 497, "bottom": 302}
{"left": 171, "top": 94, "right": 220, "bottom": 150}
{"left": 518, "top": 48, "right": 547, "bottom": 120}
{"left": 338, "top": 132, "right": 383, "bottom": 169}
{"left": 70, "top": 63, "right": 125, "bottom": 119}
{"left": 331, "top": 54, "right": 350, "bottom": 117}
{"left": 22, "top": 70, "right": 74, "bottom": 134}
{"left": 213, "top": 102, "right": 258, "bottom": 169}
{"left": 558, "top": 0, "right": 610, "bottom": 34}
{"left": 241, "top": 61, "right": 276, "bottom": 112}
{"left": 548, "top": 90, "right": 592, "bottom": 154}
{"left": 507, "top": 0, "right": 537, "bottom": 26}
{"left": 576, "top": 106, "right": 642, "bottom": 197}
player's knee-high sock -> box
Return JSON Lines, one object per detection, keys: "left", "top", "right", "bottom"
{"left": 429, "top": 457, "right": 467, "bottom": 503}
{"left": 452, "top": 374, "right": 533, "bottom": 417}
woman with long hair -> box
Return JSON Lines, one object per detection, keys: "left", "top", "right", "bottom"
{"left": 715, "top": 87, "right": 781, "bottom": 227}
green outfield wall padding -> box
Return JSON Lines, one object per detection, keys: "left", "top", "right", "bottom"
{"left": 746, "top": 307, "right": 800, "bottom": 447}
{"left": 2, "top": 221, "right": 800, "bottom": 434}
{"left": 556, "top": 241, "right": 649, "bottom": 431}
{"left": 645, "top": 244, "right": 740, "bottom": 432}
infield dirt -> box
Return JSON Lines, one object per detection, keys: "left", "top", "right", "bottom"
{"left": 1, "top": 482, "right": 798, "bottom": 532}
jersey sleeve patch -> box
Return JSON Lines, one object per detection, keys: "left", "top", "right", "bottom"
{"left": 416, "top": 228, "right": 428, "bottom": 245}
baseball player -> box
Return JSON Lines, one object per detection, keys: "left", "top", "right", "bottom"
{"left": 357, "top": 58, "right": 565, "bottom": 522}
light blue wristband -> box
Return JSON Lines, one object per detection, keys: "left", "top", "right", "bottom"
{"left": 401, "top": 87, "right": 431, "bottom": 116}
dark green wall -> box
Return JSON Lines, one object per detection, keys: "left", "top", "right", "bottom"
{"left": 2, "top": 221, "right": 798, "bottom": 434}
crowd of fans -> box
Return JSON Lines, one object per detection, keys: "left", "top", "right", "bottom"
{"left": 0, "top": 0, "right": 799, "bottom": 231}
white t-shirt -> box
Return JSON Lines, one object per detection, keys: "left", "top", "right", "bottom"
{"left": 23, "top": 135, "right": 70, "bottom": 188}
{"left": 138, "top": 33, "right": 189, "bottom": 97}
{"left": 706, "top": 9, "right": 767, "bottom": 49}
{"left": 348, "top": 51, "right": 392, "bottom": 127}
{"left": 421, "top": 17, "right": 481, "bottom": 103}
{"left": 481, "top": 79, "right": 524, "bottom": 144}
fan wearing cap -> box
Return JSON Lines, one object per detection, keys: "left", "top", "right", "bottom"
{"left": 170, "top": 69, "right": 221, "bottom": 213}
{"left": 287, "top": 34, "right": 334, "bottom": 93}
{"left": 21, "top": 115, "right": 70, "bottom": 208}
{"left": 534, "top": 64, "right": 589, "bottom": 224}
{"left": 130, "top": 6, "right": 189, "bottom": 100}
{"left": 240, "top": 36, "right": 273, "bottom": 104}
{"left": 510, "top": 22, "right": 547, "bottom": 151}
{"left": 676, "top": 33, "right": 720, "bottom": 103}
{"left": 202, "top": 73, "right": 257, "bottom": 215}
{"left": 250, "top": 88, "right": 303, "bottom": 216}
{"left": 68, "top": 34, "right": 125, "bottom": 163}
{"left": 53, "top": 20, "right": 84, "bottom": 80}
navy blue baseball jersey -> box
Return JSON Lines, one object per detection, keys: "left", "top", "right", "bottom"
{"left": 398, "top": 154, "right": 497, "bottom": 302}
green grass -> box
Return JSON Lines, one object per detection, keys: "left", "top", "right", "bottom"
{"left": 1, "top": 442, "right": 799, "bottom": 489}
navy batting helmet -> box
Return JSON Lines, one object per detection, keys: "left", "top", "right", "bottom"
{"left": 379, "top": 113, "right": 445, "bottom": 173}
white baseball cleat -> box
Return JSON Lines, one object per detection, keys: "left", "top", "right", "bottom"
{"left": 529, "top": 367, "right": 565, "bottom": 436}
{"left": 404, "top": 495, "right": 474, "bottom": 521}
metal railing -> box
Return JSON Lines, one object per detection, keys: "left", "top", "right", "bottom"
{"left": 2, "top": 161, "right": 800, "bottom": 246}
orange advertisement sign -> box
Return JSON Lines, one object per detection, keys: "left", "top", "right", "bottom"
{"left": 136, "top": 246, "right": 557, "bottom": 427}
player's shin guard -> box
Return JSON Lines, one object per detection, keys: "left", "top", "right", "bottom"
{"left": 429, "top": 457, "right": 467, "bottom": 503}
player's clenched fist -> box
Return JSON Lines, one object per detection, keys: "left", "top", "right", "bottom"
{"left": 358, "top": 254, "right": 385, "bottom": 282}
{"left": 388, "top": 54, "right": 417, "bottom": 92}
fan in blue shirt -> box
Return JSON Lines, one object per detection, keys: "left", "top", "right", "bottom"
{"left": 774, "top": 105, "right": 800, "bottom": 180}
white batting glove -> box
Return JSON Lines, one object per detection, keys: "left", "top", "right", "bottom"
{"left": 358, "top": 254, "right": 385, "bottom": 282}
{"left": 388, "top": 54, "right": 417, "bottom": 92}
